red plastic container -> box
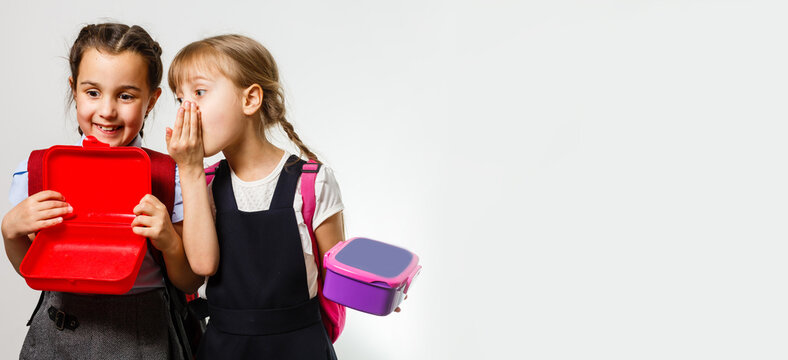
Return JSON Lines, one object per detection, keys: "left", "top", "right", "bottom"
{"left": 19, "top": 137, "right": 151, "bottom": 294}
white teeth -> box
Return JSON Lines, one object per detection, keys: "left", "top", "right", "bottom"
{"left": 97, "top": 125, "right": 120, "bottom": 131}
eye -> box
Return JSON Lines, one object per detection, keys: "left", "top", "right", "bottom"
{"left": 195, "top": 89, "right": 206, "bottom": 97}
{"left": 86, "top": 90, "right": 99, "bottom": 98}
{"left": 176, "top": 97, "right": 183, "bottom": 104}
{"left": 119, "top": 93, "right": 135, "bottom": 101}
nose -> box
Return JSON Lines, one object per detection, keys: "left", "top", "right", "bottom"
{"left": 98, "top": 97, "right": 117, "bottom": 120}
{"left": 182, "top": 98, "right": 198, "bottom": 107}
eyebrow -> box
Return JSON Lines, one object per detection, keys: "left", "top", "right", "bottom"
{"left": 182, "top": 74, "right": 211, "bottom": 81}
{"left": 189, "top": 76, "right": 213, "bottom": 83}
{"left": 79, "top": 81, "right": 143, "bottom": 92}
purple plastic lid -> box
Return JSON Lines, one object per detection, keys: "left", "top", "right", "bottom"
{"left": 325, "top": 237, "right": 420, "bottom": 288}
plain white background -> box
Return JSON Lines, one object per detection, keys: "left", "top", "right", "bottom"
{"left": 1, "top": 0, "right": 787, "bottom": 359}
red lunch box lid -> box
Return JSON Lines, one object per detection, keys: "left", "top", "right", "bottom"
{"left": 19, "top": 136, "right": 151, "bottom": 294}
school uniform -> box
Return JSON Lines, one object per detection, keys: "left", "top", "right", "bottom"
{"left": 10, "top": 136, "right": 186, "bottom": 360}
{"left": 196, "top": 152, "right": 343, "bottom": 359}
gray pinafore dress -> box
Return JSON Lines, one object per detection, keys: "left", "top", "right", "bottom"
{"left": 20, "top": 288, "right": 182, "bottom": 360}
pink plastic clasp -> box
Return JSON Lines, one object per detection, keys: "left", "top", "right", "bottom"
{"left": 323, "top": 240, "right": 350, "bottom": 269}
{"left": 82, "top": 136, "right": 110, "bottom": 148}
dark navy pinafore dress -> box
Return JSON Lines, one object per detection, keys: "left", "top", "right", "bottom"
{"left": 196, "top": 158, "right": 337, "bottom": 359}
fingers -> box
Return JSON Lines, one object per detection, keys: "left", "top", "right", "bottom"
{"left": 131, "top": 223, "right": 152, "bottom": 238}
{"left": 140, "top": 193, "right": 162, "bottom": 205}
{"left": 8, "top": 192, "right": 69, "bottom": 236}
{"left": 32, "top": 190, "right": 65, "bottom": 202}
{"left": 190, "top": 103, "right": 200, "bottom": 142}
{"left": 393, "top": 294, "right": 408, "bottom": 313}
{"left": 180, "top": 101, "right": 192, "bottom": 143}
{"left": 171, "top": 101, "right": 201, "bottom": 147}
{"left": 172, "top": 105, "right": 184, "bottom": 145}
{"left": 37, "top": 200, "right": 70, "bottom": 211}
{"left": 131, "top": 214, "right": 153, "bottom": 228}
{"left": 134, "top": 197, "right": 153, "bottom": 215}
{"left": 134, "top": 194, "right": 165, "bottom": 216}
{"left": 165, "top": 127, "right": 173, "bottom": 145}
{"left": 132, "top": 209, "right": 173, "bottom": 248}
{"left": 37, "top": 217, "right": 63, "bottom": 229}
{"left": 131, "top": 213, "right": 159, "bottom": 240}
{"left": 133, "top": 202, "right": 146, "bottom": 216}
{"left": 168, "top": 101, "right": 205, "bottom": 168}
{"left": 39, "top": 206, "right": 72, "bottom": 220}
{"left": 196, "top": 109, "right": 202, "bottom": 139}
{"left": 33, "top": 198, "right": 71, "bottom": 222}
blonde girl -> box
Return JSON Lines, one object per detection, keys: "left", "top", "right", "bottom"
{"left": 167, "top": 35, "right": 344, "bottom": 359}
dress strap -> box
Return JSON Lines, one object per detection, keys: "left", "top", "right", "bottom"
{"left": 210, "top": 160, "right": 236, "bottom": 211}
{"left": 269, "top": 155, "right": 304, "bottom": 210}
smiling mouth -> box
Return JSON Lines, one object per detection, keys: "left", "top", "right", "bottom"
{"left": 94, "top": 123, "right": 123, "bottom": 134}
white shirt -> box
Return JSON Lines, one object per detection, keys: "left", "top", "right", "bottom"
{"left": 8, "top": 135, "right": 183, "bottom": 293}
{"left": 209, "top": 152, "right": 344, "bottom": 298}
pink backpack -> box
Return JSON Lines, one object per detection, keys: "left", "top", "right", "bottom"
{"left": 204, "top": 159, "right": 346, "bottom": 342}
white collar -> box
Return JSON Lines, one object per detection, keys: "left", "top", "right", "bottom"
{"left": 77, "top": 134, "right": 143, "bottom": 148}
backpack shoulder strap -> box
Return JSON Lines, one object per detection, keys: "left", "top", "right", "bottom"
{"left": 300, "top": 160, "right": 346, "bottom": 342}
{"left": 141, "top": 148, "right": 174, "bottom": 268}
{"left": 26, "top": 292, "right": 45, "bottom": 326}
{"left": 27, "top": 149, "right": 46, "bottom": 196}
{"left": 301, "top": 160, "right": 322, "bottom": 268}
{"left": 142, "top": 148, "right": 176, "bottom": 216}
{"left": 204, "top": 161, "right": 221, "bottom": 185}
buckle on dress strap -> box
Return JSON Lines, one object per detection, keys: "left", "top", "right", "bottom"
{"left": 47, "top": 306, "right": 79, "bottom": 331}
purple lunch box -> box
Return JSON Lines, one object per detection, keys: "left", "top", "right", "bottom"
{"left": 322, "top": 237, "right": 421, "bottom": 316}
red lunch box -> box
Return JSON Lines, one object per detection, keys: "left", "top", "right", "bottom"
{"left": 19, "top": 137, "right": 151, "bottom": 294}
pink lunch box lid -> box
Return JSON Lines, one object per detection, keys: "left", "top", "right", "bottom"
{"left": 323, "top": 237, "right": 421, "bottom": 290}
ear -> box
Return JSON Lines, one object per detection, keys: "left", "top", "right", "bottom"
{"left": 242, "top": 84, "right": 264, "bottom": 116}
{"left": 68, "top": 77, "right": 76, "bottom": 101}
{"left": 146, "top": 88, "right": 163, "bottom": 117}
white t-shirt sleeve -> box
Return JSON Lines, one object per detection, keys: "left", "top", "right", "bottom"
{"left": 9, "top": 159, "right": 29, "bottom": 207}
{"left": 172, "top": 164, "right": 184, "bottom": 223}
{"left": 294, "top": 164, "right": 345, "bottom": 255}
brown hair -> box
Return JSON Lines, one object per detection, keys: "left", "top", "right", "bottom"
{"left": 168, "top": 34, "right": 318, "bottom": 161}
{"left": 69, "top": 23, "right": 163, "bottom": 136}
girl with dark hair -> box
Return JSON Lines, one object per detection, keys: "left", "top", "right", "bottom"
{"left": 1, "top": 23, "right": 203, "bottom": 360}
